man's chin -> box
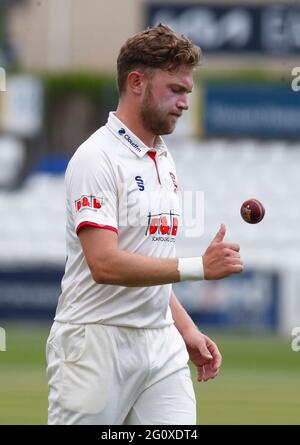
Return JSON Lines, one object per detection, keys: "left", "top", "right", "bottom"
{"left": 147, "top": 119, "right": 177, "bottom": 136}
{"left": 160, "top": 124, "right": 177, "bottom": 135}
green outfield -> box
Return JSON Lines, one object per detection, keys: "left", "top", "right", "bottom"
{"left": 0, "top": 323, "right": 299, "bottom": 425}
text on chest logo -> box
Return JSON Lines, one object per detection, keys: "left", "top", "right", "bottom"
{"left": 135, "top": 176, "right": 145, "bottom": 191}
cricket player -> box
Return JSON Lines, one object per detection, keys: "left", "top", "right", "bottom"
{"left": 46, "top": 23, "right": 243, "bottom": 425}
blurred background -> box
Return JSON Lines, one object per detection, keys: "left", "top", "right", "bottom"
{"left": 0, "top": 0, "right": 300, "bottom": 425}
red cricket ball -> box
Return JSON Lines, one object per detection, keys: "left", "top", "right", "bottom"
{"left": 240, "top": 199, "right": 265, "bottom": 224}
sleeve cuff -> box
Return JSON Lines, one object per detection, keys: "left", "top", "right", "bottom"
{"left": 76, "top": 221, "right": 118, "bottom": 236}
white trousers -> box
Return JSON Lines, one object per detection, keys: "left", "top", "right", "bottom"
{"left": 46, "top": 322, "right": 196, "bottom": 425}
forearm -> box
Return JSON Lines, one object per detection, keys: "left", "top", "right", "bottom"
{"left": 92, "top": 249, "right": 180, "bottom": 287}
{"left": 80, "top": 223, "right": 243, "bottom": 287}
{"left": 169, "top": 290, "right": 198, "bottom": 337}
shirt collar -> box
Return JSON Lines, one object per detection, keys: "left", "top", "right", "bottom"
{"left": 106, "top": 112, "right": 168, "bottom": 158}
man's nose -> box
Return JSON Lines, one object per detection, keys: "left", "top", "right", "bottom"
{"left": 177, "top": 94, "right": 189, "bottom": 111}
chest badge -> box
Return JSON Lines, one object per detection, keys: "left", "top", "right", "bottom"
{"left": 169, "top": 172, "right": 178, "bottom": 193}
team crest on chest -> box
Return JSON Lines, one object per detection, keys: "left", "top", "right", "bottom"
{"left": 169, "top": 172, "right": 178, "bottom": 193}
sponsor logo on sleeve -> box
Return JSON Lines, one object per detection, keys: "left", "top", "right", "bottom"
{"left": 75, "top": 195, "right": 104, "bottom": 213}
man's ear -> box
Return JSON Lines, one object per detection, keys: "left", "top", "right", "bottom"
{"left": 127, "top": 71, "right": 145, "bottom": 95}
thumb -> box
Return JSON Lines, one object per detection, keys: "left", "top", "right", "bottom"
{"left": 198, "top": 344, "right": 213, "bottom": 361}
{"left": 210, "top": 224, "right": 226, "bottom": 245}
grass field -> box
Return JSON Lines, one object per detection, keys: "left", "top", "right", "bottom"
{"left": 0, "top": 323, "right": 299, "bottom": 425}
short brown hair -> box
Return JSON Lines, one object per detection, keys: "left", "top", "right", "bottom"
{"left": 117, "top": 23, "right": 202, "bottom": 95}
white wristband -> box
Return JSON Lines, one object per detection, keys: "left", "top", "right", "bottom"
{"left": 177, "top": 257, "right": 204, "bottom": 281}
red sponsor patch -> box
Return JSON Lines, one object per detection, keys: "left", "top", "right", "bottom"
{"left": 146, "top": 212, "right": 179, "bottom": 237}
{"left": 75, "top": 195, "right": 103, "bottom": 212}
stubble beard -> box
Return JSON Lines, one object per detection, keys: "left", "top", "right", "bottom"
{"left": 140, "top": 85, "right": 177, "bottom": 136}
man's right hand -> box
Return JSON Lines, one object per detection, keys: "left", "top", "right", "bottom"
{"left": 202, "top": 224, "right": 243, "bottom": 280}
